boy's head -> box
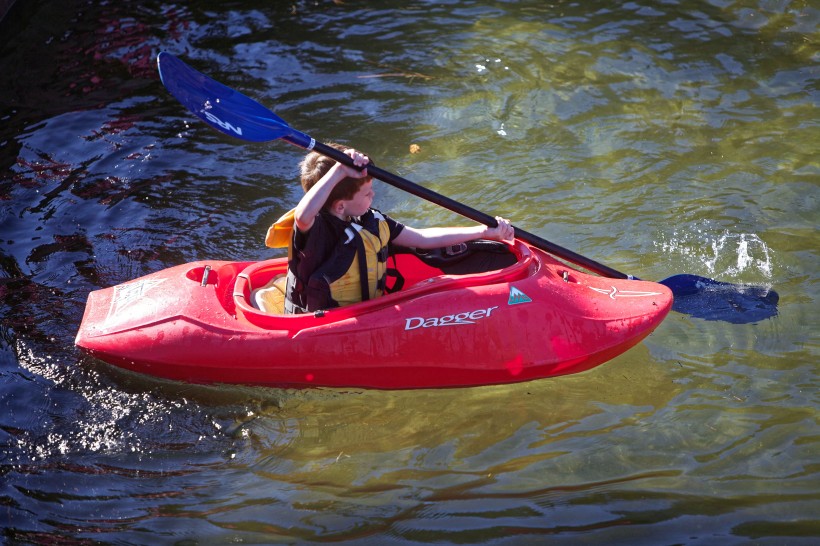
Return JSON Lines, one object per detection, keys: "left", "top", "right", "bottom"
{"left": 299, "top": 142, "right": 372, "bottom": 211}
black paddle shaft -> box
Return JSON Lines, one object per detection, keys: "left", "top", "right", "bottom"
{"left": 309, "top": 141, "right": 629, "bottom": 280}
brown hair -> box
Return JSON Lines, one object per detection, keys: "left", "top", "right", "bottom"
{"left": 299, "top": 143, "right": 371, "bottom": 210}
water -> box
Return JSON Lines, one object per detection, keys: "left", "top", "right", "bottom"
{"left": 1, "top": 0, "right": 817, "bottom": 543}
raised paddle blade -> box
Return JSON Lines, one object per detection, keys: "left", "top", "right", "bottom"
{"left": 660, "top": 274, "right": 779, "bottom": 324}
{"left": 157, "top": 52, "right": 313, "bottom": 146}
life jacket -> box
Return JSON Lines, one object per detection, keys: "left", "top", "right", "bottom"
{"left": 266, "top": 208, "right": 396, "bottom": 314}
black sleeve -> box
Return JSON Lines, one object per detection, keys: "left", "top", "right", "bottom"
{"left": 383, "top": 213, "right": 405, "bottom": 242}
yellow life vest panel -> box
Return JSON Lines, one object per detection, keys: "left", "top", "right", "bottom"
{"left": 327, "top": 219, "right": 392, "bottom": 307}
{"left": 265, "top": 208, "right": 296, "bottom": 258}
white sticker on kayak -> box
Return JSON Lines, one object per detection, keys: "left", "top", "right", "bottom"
{"left": 405, "top": 306, "right": 498, "bottom": 330}
{"left": 590, "top": 286, "right": 663, "bottom": 299}
{"left": 109, "top": 278, "right": 166, "bottom": 317}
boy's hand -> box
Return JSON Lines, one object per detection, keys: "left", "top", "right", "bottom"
{"left": 485, "top": 216, "right": 515, "bottom": 243}
{"left": 339, "top": 148, "right": 370, "bottom": 179}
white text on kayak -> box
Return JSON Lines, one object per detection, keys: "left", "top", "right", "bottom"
{"left": 405, "top": 306, "right": 498, "bottom": 330}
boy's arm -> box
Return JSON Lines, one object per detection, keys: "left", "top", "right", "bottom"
{"left": 393, "top": 217, "right": 514, "bottom": 249}
{"left": 293, "top": 163, "right": 346, "bottom": 232}
{"left": 293, "top": 150, "right": 369, "bottom": 232}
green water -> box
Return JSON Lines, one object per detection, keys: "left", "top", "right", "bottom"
{"left": 1, "top": 0, "right": 817, "bottom": 543}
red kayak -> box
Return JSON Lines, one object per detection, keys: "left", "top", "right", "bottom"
{"left": 75, "top": 240, "right": 672, "bottom": 389}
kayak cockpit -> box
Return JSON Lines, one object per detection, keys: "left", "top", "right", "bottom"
{"left": 229, "top": 239, "right": 531, "bottom": 327}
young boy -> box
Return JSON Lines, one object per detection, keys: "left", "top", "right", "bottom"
{"left": 270, "top": 144, "right": 514, "bottom": 314}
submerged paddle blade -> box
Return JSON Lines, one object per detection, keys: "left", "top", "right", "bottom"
{"left": 157, "top": 52, "right": 314, "bottom": 147}
{"left": 661, "top": 274, "right": 779, "bottom": 324}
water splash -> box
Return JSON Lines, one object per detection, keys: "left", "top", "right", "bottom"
{"left": 658, "top": 228, "right": 774, "bottom": 282}
{"left": 656, "top": 228, "right": 778, "bottom": 322}
{"left": 704, "top": 232, "right": 773, "bottom": 278}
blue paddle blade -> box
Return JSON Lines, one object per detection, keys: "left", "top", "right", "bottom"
{"left": 660, "top": 274, "right": 779, "bottom": 324}
{"left": 157, "top": 52, "right": 312, "bottom": 146}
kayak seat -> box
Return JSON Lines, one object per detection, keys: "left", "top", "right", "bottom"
{"left": 251, "top": 274, "right": 287, "bottom": 314}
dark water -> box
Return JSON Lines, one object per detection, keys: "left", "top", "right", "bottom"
{"left": 1, "top": 1, "right": 817, "bottom": 544}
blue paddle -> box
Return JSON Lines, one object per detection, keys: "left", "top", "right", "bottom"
{"left": 157, "top": 52, "right": 778, "bottom": 324}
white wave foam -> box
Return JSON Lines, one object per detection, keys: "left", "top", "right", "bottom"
{"left": 657, "top": 228, "right": 774, "bottom": 281}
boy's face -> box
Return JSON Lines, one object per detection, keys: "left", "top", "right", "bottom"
{"left": 341, "top": 180, "right": 374, "bottom": 218}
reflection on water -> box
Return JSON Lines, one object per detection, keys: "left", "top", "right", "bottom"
{"left": 1, "top": 0, "right": 817, "bottom": 543}
{"left": 11, "top": 341, "right": 233, "bottom": 461}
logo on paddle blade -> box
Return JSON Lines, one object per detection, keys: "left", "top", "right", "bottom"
{"left": 202, "top": 110, "right": 243, "bottom": 136}
{"left": 589, "top": 286, "right": 663, "bottom": 299}
{"left": 508, "top": 286, "right": 532, "bottom": 305}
